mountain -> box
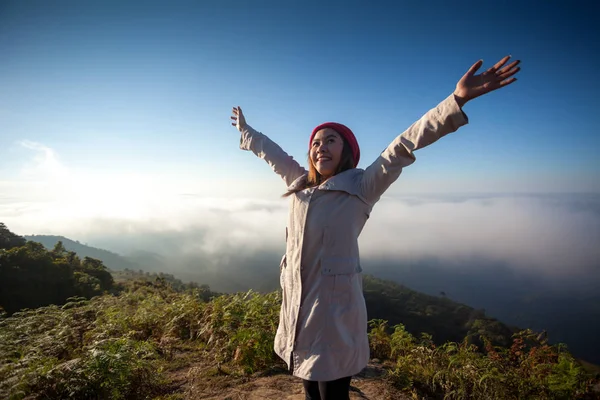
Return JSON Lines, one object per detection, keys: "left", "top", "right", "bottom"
{"left": 1, "top": 230, "right": 115, "bottom": 315}
{"left": 362, "top": 275, "right": 515, "bottom": 348}
{"left": 23, "top": 235, "right": 163, "bottom": 272}
{"left": 125, "top": 249, "right": 167, "bottom": 270}
{"left": 0, "top": 223, "right": 26, "bottom": 249}
{"left": 369, "top": 260, "right": 600, "bottom": 365}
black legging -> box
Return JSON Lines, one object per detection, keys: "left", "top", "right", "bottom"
{"left": 302, "top": 376, "right": 352, "bottom": 400}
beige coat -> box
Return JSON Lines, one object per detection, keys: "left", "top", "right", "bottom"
{"left": 239, "top": 94, "right": 468, "bottom": 381}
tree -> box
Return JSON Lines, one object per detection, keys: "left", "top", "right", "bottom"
{"left": 0, "top": 222, "right": 26, "bottom": 250}
{"left": 0, "top": 225, "right": 115, "bottom": 315}
{"left": 80, "top": 257, "right": 114, "bottom": 290}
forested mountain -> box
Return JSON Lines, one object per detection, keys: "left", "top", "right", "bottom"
{"left": 24, "top": 235, "right": 145, "bottom": 271}
{"left": 362, "top": 275, "right": 516, "bottom": 349}
{"left": 0, "top": 223, "right": 26, "bottom": 250}
{"left": 1, "top": 225, "right": 114, "bottom": 315}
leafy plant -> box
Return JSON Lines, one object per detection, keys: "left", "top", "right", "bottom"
{"left": 371, "top": 320, "right": 598, "bottom": 399}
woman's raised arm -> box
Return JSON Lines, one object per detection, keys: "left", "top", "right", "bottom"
{"left": 231, "top": 106, "right": 307, "bottom": 187}
{"left": 360, "top": 56, "right": 521, "bottom": 204}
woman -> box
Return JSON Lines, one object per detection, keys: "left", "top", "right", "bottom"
{"left": 230, "top": 56, "right": 520, "bottom": 400}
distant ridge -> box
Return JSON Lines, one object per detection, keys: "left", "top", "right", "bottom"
{"left": 24, "top": 235, "right": 145, "bottom": 271}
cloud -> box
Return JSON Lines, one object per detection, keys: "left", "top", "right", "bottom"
{"left": 78, "top": 197, "right": 289, "bottom": 256}
{"left": 20, "top": 193, "right": 594, "bottom": 287}
{"left": 359, "top": 194, "right": 600, "bottom": 276}
{"left": 17, "top": 140, "right": 70, "bottom": 181}
{"left": 1, "top": 140, "right": 292, "bottom": 235}
{"left": 3, "top": 141, "right": 599, "bottom": 282}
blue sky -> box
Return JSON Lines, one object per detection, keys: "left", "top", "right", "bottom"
{"left": 1, "top": 0, "right": 599, "bottom": 233}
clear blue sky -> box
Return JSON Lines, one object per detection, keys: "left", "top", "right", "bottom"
{"left": 1, "top": 0, "right": 598, "bottom": 205}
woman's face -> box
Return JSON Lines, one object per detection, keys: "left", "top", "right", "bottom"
{"left": 310, "top": 128, "right": 344, "bottom": 180}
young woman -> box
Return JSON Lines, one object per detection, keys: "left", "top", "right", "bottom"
{"left": 230, "top": 56, "right": 520, "bottom": 400}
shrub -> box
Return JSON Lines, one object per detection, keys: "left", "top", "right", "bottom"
{"left": 375, "top": 321, "right": 597, "bottom": 399}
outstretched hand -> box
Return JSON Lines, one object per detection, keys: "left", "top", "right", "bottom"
{"left": 231, "top": 106, "right": 247, "bottom": 131}
{"left": 454, "top": 56, "right": 520, "bottom": 107}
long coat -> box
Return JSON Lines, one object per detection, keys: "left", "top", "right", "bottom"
{"left": 239, "top": 94, "right": 468, "bottom": 381}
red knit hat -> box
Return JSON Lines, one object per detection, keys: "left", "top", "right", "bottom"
{"left": 309, "top": 122, "right": 360, "bottom": 168}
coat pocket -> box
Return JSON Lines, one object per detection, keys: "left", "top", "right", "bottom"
{"left": 320, "top": 256, "right": 364, "bottom": 350}
{"left": 321, "top": 256, "right": 362, "bottom": 275}
{"left": 320, "top": 256, "right": 362, "bottom": 306}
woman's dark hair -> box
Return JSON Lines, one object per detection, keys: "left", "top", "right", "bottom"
{"left": 282, "top": 135, "right": 355, "bottom": 198}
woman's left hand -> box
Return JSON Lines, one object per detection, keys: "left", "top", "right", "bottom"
{"left": 454, "top": 55, "right": 521, "bottom": 107}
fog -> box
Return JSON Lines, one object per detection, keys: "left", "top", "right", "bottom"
{"left": 366, "top": 193, "right": 599, "bottom": 276}
{"left": 5, "top": 185, "right": 599, "bottom": 292}
{"left": 49, "top": 193, "right": 600, "bottom": 287}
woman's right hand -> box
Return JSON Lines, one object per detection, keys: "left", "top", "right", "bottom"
{"left": 231, "top": 106, "right": 247, "bottom": 131}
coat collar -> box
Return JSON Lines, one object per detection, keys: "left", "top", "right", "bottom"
{"left": 287, "top": 169, "right": 366, "bottom": 200}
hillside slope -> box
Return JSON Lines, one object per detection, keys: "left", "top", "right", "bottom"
{"left": 24, "top": 235, "right": 154, "bottom": 271}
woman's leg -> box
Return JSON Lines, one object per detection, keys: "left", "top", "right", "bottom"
{"left": 303, "top": 379, "right": 321, "bottom": 400}
{"left": 317, "top": 376, "right": 352, "bottom": 400}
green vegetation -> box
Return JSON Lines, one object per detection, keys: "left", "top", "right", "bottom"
{"left": 111, "top": 268, "right": 217, "bottom": 297}
{"left": 0, "top": 280, "right": 282, "bottom": 399}
{"left": 23, "top": 234, "right": 145, "bottom": 272}
{"left": 1, "top": 223, "right": 598, "bottom": 399}
{"left": 363, "top": 275, "right": 516, "bottom": 349}
{"left": 1, "top": 280, "right": 596, "bottom": 399}
{"left": 369, "top": 320, "right": 596, "bottom": 399}
{"left": 1, "top": 224, "right": 114, "bottom": 315}
{"left": 0, "top": 223, "right": 26, "bottom": 250}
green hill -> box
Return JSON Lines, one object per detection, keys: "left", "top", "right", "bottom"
{"left": 24, "top": 235, "right": 144, "bottom": 271}
{"left": 362, "top": 275, "right": 515, "bottom": 349}
{"left": 1, "top": 226, "right": 115, "bottom": 315}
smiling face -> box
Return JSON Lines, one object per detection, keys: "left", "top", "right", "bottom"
{"left": 309, "top": 128, "right": 344, "bottom": 180}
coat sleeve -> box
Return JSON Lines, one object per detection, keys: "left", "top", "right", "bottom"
{"left": 360, "top": 94, "right": 469, "bottom": 204}
{"left": 239, "top": 124, "right": 308, "bottom": 187}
